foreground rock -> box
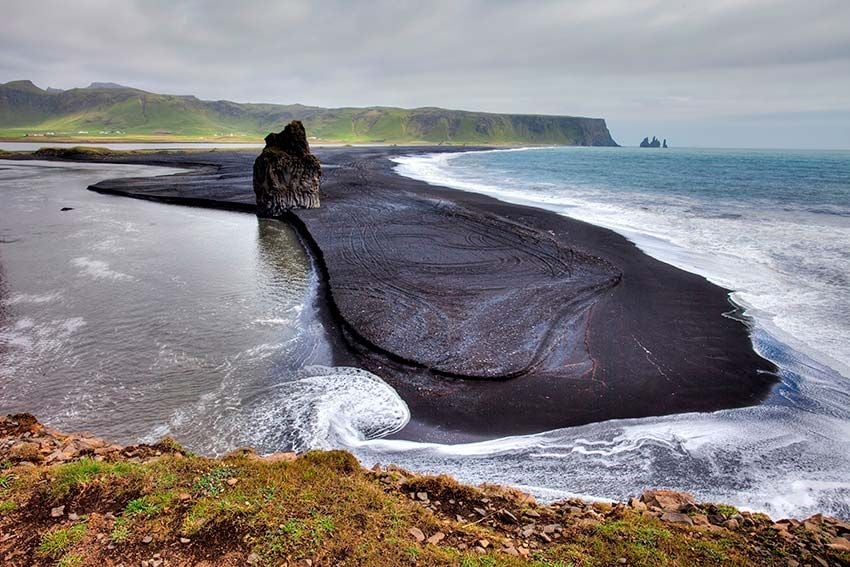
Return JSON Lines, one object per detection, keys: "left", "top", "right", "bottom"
{"left": 2, "top": 414, "right": 849, "bottom": 566}
{"left": 253, "top": 120, "right": 321, "bottom": 215}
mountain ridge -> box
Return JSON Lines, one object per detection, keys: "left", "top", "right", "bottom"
{"left": 0, "top": 79, "right": 618, "bottom": 145}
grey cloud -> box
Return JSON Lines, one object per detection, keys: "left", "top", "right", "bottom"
{"left": 2, "top": 0, "right": 849, "bottom": 147}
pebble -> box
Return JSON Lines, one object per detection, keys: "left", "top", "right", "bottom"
{"left": 408, "top": 527, "right": 425, "bottom": 543}
{"left": 142, "top": 535, "right": 153, "bottom": 544}
{"left": 50, "top": 505, "right": 65, "bottom": 518}
{"left": 426, "top": 531, "right": 445, "bottom": 545}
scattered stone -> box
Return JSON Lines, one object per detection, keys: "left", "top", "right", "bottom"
{"left": 50, "top": 505, "right": 65, "bottom": 518}
{"left": 426, "top": 531, "right": 445, "bottom": 545}
{"left": 142, "top": 535, "right": 153, "bottom": 544}
{"left": 68, "top": 512, "right": 79, "bottom": 521}
{"left": 408, "top": 527, "right": 425, "bottom": 543}
{"left": 246, "top": 552, "right": 260, "bottom": 564}
{"left": 723, "top": 519, "right": 740, "bottom": 530}
{"left": 180, "top": 537, "right": 191, "bottom": 544}
{"left": 828, "top": 536, "right": 850, "bottom": 552}
{"left": 641, "top": 489, "right": 696, "bottom": 512}
{"left": 417, "top": 492, "right": 429, "bottom": 501}
{"left": 660, "top": 512, "right": 694, "bottom": 526}
{"left": 499, "top": 509, "right": 518, "bottom": 523}
{"left": 524, "top": 509, "right": 541, "bottom": 518}
{"left": 179, "top": 492, "right": 191, "bottom": 501}
{"left": 542, "top": 523, "right": 562, "bottom": 534}
{"left": 226, "top": 478, "right": 239, "bottom": 486}
{"left": 477, "top": 539, "right": 490, "bottom": 549}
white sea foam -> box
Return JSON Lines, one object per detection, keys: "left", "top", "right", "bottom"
{"left": 247, "top": 366, "right": 411, "bottom": 452}
{"left": 71, "top": 256, "right": 135, "bottom": 282}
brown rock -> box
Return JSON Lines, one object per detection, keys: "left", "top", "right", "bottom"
{"left": 259, "top": 451, "right": 297, "bottom": 463}
{"left": 426, "top": 531, "right": 445, "bottom": 545}
{"left": 640, "top": 489, "right": 696, "bottom": 512}
{"left": 253, "top": 121, "right": 321, "bottom": 215}
{"left": 408, "top": 527, "right": 425, "bottom": 543}
{"left": 50, "top": 505, "right": 65, "bottom": 518}
{"left": 660, "top": 512, "right": 694, "bottom": 526}
{"left": 9, "top": 442, "right": 42, "bottom": 462}
{"left": 828, "top": 536, "right": 850, "bottom": 552}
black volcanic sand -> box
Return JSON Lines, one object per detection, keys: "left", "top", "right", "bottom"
{"left": 5, "top": 147, "right": 778, "bottom": 442}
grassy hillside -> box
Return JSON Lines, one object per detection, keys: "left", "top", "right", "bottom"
{"left": 2, "top": 414, "right": 850, "bottom": 566}
{"left": 0, "top": 80, "right": 618, "bottom": 146}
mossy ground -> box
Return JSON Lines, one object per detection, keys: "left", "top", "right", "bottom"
{"left": 2, "top": 444, "right": 842, "bottom": 567}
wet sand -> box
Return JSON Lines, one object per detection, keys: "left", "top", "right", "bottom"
{"left": 4, "top": 147, "right": 778, "bottom": 442}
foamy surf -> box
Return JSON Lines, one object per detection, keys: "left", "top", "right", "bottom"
{"left": 247, "top": 366, "right": 411, "bottom": 452}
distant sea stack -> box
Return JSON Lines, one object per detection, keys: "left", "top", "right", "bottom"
{"left": 640, "top": 136, "right": 668, "bottom": 148}
{"left": 253, "top": 121, "right": 321, "bottom": 215}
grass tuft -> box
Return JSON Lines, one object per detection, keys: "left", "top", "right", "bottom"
{"left": 37, "top": 523, "right": 87, "bottom": 558}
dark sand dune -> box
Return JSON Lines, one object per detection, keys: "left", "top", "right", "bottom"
{"left": 6, "top": 147, "right": 777, "bottom": 441}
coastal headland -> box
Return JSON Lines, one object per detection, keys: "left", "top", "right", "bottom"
{"left": 0, "top": 145, "right": 777, "bottom": 442}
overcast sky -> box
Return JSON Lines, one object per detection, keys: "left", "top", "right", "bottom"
{"left": 2, "top": 0, "right": 849, "bottom": 148}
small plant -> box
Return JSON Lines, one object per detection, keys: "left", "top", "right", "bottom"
{"left": 37, "top": 523, "right": 87, "bottom": 558}
{"left": 315, "top": 515, "right": 335, "bottom": 535}
{"left": 109, "top": 517, "right": 131, "bottom": 543}
{"left": 0, "top": 474, "right": 11, "bottom": 489}
{"left": 125, "top": 497, "right": 159, "bottom": 516}
{"left": 193, "top": 466, "right": 236, "bottom": 497}
{"left": 280, "top": 519, "right": 305, "bottom": 541}
{"left": 57, "top": 553, "right": 84, "bottom": 567}
{"left": 716, "top": 504, "right": 739, "bottom": 518}
{"left": 0, "top": 500, "right": 16, "bottom": 514}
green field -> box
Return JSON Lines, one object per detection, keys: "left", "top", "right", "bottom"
{"left": 0, "top": 80, "right": 618, "bottom": 146}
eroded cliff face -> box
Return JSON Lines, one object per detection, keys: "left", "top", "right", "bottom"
{"left": 253, "top": 120, "right": 321, "bottom": 215}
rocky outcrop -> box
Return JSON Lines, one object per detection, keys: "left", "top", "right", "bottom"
{"left": 640, "top": 136, "right": 662, "bottom": 148}
{"left": 252, "top": 120, "right": 321, "bottom": 216}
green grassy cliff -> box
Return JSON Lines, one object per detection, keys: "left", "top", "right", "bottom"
{"left": 2, "top": 414, "right": 849, "bottom": 566}
{"left": 0, "top": 80, "right": 618, "bottom": 146}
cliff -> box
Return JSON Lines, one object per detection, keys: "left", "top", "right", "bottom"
{"left": 1, "top": 414, "right": 848, "bottom": 566}
{"left": 0, "top": 80, "right": 618, "bottom": 146}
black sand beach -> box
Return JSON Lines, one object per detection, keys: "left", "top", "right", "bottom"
{"left": 5, "top": 147, "right": 778, "bottom": 442}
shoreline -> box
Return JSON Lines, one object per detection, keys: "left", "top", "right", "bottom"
{"left": 0, "top": 146, "right": 778, "bottom": 442}
{"left": 3, "top": 413, "right": 848, "bottom": 566}
{"left": 393, "top": 147, "right": 850, "bottom": 383}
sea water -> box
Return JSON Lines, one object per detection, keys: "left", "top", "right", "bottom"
{"left": 378, "top": 147, "right": 850, "bottom": 519}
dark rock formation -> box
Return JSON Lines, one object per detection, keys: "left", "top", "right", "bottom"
{"left": 253, "top": 120, "right": 321, "bottom": 216}
{"left": 640, "top": 136, "right": 662, "bottom": 148}
{"left": 662, "top": 138, "right": 668, "bottom": 148}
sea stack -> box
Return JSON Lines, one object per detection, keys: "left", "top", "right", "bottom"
{"left": 253, "top": 120, "right": 321, "bottom": 216}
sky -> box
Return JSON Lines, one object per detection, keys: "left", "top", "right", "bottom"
{"left": 2, "top": 0, "right": 849, "bottom": 148}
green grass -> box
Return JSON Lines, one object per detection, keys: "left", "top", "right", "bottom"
{"left": 50, "top": 458, "right": 138, "bottom": 497}
{"left": 0, "top": 81, "right": 616, "bottom": 145}
{"left": 715, "top": 504, "right": 739, "bottom": 518}
{"left": 56, "top": 553, "right": 85, "bottom": 567}
{"left": 0, "top": 445, "right": 833, "bottom": 566}
{"left": 37, "top": 523, "right": 87, "bottom": 558}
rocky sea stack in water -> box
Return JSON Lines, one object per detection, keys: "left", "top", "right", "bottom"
{"left": 253, "top": 120, "right": 321, "bottom": 215}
